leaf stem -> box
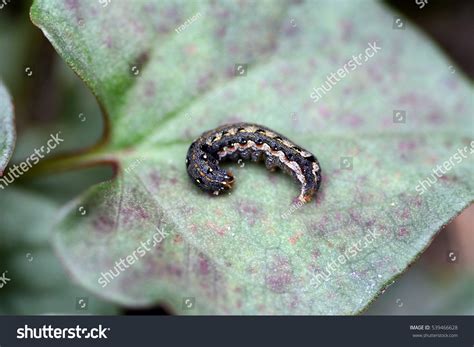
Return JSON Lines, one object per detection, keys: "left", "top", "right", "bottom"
{"left": 23, "top": 148, "right": 118, "bottom": 179}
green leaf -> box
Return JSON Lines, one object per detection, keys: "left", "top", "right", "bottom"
{"left": 0, "top": 188, "right": 118, "bottom": 314}
{"left": 30, "top": 0, "right": 474, "bottom": 314}
{"left": 0, "top": 81, "right": 15, "bottom": 174}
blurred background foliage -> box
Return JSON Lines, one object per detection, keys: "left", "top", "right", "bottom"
{"left": 0, "top": 0, "right": 472, "bottom": 315}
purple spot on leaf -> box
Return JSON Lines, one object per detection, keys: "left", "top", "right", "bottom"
{"left": 265, "top": 254, "right": 293, "bottom": 294}
{"left": 198, "top": 254, "right": 210, "bottom": 276}
{"left": 93, "top": 215, "right": 115, "bottom": 233}
{"left": 236, "top": 201, "right": 261, "bottom": 226}
{"left": 148, "top": 171, "right": 161, "bottom": 189}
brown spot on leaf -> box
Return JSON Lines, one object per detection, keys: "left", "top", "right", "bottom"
{"left": 289, "top": 232, "right": 303, "bottom": 245}
{"left": 206, "top": 221, "right": 227, "bottom": 236}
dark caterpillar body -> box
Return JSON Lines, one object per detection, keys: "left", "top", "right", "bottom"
{"left": 186, "top": 123, "right": 321, "bottom": 203}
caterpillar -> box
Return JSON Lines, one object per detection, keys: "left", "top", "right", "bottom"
{"left": 186, "top": 123, "right": 322, "bottom": 203}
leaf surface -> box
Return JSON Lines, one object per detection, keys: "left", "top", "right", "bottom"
{"left": 30, "top": 0, "right": 474, "bottom": 314}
